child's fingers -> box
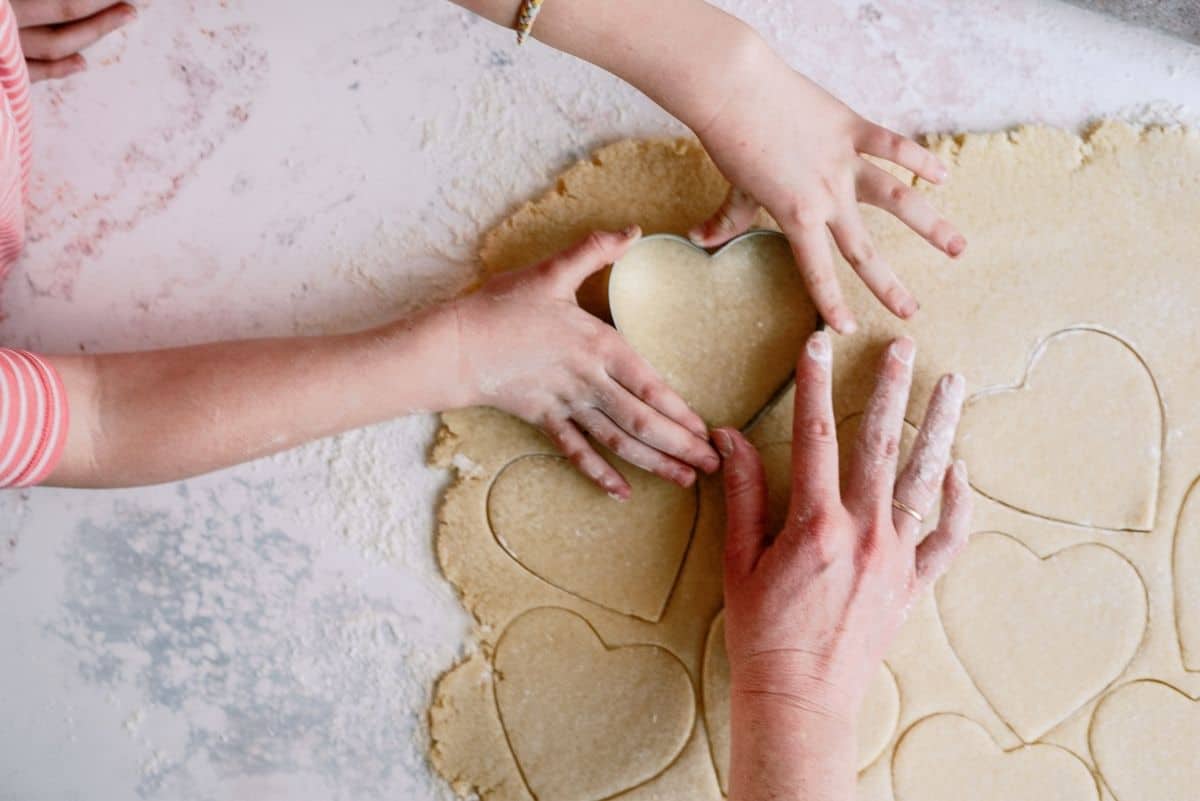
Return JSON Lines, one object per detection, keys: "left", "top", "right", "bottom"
{"left": 856, "top": 163, "right": 966, "bottom": 258}
{"left": 604, "top": 348, "right": 708, "bottom": 440}
{"left": 20, "top": 2, "right": 136, "bottom": 61}
{"left": 542, "top": 227, "right": 640, "bottom": 295}
{"left": 596, "top": 378, "right": 719, "bottom": 473}
{"left": 25, "top": 54, "right": 86, "bottom": 82}
{"left": 542, "top": 418, "right": 632, "bottom": 500}
{"left": 12, "top": 0, "right": 119, "bottom": 27}
{"left": 687, "top": 187, "right": 758, "bottom": 247}
{"left": 855, "top": 122, "right": 948, "bottom": 185}
{"left": 827, "top": 205, "right": 918, "bottom": 319}
{"left": 913, "top": 460, "right": 973, "bottom": 591}
{"left": 783, "top": 219, "right": 856, "bottom": 334}
{"left": 573, "top": 407, "right": 697, "bottom": 489}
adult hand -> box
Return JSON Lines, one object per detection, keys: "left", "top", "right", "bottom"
{"left": 12, "top": 0, "right": 137, "bottom": 82}
{"left": 688, "top": 39, "right": 966, "bottom": 334}
{"left": 448, "top": 227, "right": 719, "bottom": 498}
{"left": 713, "top": 330, "right": 971, "bottom": 801}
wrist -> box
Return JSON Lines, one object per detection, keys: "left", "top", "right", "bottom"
{"left": 371, "top": 299, "right": 474, "bottom": 414}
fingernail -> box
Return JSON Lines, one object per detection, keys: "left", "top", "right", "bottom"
{"left": 713, "top": 428, "right": 734, "bottom": 458}
{"left": 806, "top": 331, "right": 831, "bottom": 365}
{"left": 837, "top": 316, "right": 859, "bottom": 335}
{"left": 891, "top": 336, "right": 916, "bottom": 365}
{"left": 687, "top": 226, "right": 706, "bottom": 244}
{"left": 934, "top": 165, "right": 949, "bottom": 183}
{"left": 607, "top": 485, "right": 630, "bottom": 502}
{"left": 948, "top": 372, "right": 965, "bottom": 400}
{"left": 702, "top": 450, "right": 721, "bottom": 472}
{"left": 953, "top": 459, "right": 968, "bottom": 482}
{"left": 621, "top": 224, "right": 640, "bottom": 239}
{"left": 947, "top": 235, "right": 966, "bottom": 257}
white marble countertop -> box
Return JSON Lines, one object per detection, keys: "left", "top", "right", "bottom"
{"left": 0, "top": 1, "right": 1196, "bottom": 799}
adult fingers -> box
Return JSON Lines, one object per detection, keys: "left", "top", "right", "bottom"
{"left": 787, "top": 330, "right": 841, "bottom": 521}
{"left": 892, "top": 373, "right": 965, "bottom": 542}
{"left": 605, "top": 342, "right": 708, "bottom": 440}
{"left": 12, "top": 0, "right": 122, "bottom": 27}
{"left": 541, "top": 226, "right": 640, "bottom": 296}
{"left": 828, "top": 204, "right": 918, "bottom": 319}
{"left": 687, "top": 186, "right": 758, "bottom": 247}
{"left": 19, "top": 2, "right": 136, "bottom": 61}
{"left": 782, "top": 217, "right": 856, "bottom": 334}
{"left": 596, "top": 377, "right": 719, "bottom": 473}
{"left": 914, "top": 460, "right": 973, "bottom": 590}
{"left": 855, "top": 122, "right": 947, "bottom": 185}
{"left": 845, "top": 337, "right": 915, "bottom": 517}
{"left": 857, "top": 163, "right": 966, "bottom": 258}
{"left": 543, "top": 417, "right": 632, "bottom": 500}
{"left": 573, "top": 407, "right": 696, "bottom": 489}
{"left": 715, "top": 428, "right": 769, "bottom": 579}
{"left": 26, "top": 54, "right": 86, "bottom": 82}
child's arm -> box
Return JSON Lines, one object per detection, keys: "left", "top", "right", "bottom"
{"left": 452, "top": 0, "right": 966, "bottom": 334}
{"left": 34, "top": 228, "right": 716, "bottom": 492}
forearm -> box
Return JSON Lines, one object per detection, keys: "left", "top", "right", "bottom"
{"left": 450, "top": 0, "right": 762, "bottom": 131}
{"left": 729, "top": 697, "right": 858, "bottom": 801}
{"left": 43, "top": 308, "right": 461, "bottom": 488}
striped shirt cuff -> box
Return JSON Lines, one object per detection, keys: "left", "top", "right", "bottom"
{"left": 0, "top": 348, "right": 69, "bottom": 488}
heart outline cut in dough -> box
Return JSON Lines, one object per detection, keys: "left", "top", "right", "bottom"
{"left": 1173, "top": 476, "right": 1200, "bottom": 672}
{"left": 487, "top": 453, "right": 698, "bottom": 622}
{"left": 956, "top": 326, "right": 1163, "bottom": 532}
{"left": 609, "top": 231, "right": 819, "bottom": 430}
{"left": 892, "top": 713, "right": 1100, "bottom": 801}
{"left": 701, "top": 610, "right": 900, "bottom": 794}
{"left": 493, "top": 607, "right": 696, "bottom": 801}
{"left": 936, "top": 531, "right": 1148, "bottom": 743}
{"left": 1090, "top": 680, "right": 1200, "bottom": 801}
{"left": 484, "top": 453, "right": 700, "bottom": 623}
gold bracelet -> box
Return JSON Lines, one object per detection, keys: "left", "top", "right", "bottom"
{"left": 514, "top": 0, "right": 546, "bottom": 45}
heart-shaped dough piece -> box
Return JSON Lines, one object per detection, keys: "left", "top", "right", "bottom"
{"left": 956, "top": 328, "right": 1161, "bottom": 531}
{"left": 701, "top": 611, "right": 899, "bottom": 794}
{"left": 494, "top": 607, "right": 695, "bottom": 801}
{"left": 488, "top": 453, "right": 696, "bottom": 622}
{"left": 936, "top": 532, "right": 1146, "bottom": 742}
{"left": 1091, "top": 680, "right": 1200, "bottom": 801}
{"left": 1173, "top": 479, "right": 1200, "bottom": 670}
{"left": 609, "top": 232, "right": 818, "bottom": 429}
{"left": 893, "top": 714, "right": 1098, "bottom": 801}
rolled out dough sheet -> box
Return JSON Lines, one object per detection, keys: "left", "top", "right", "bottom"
{"left": 429, "top": 125, "right": 1200, "bottom": 801}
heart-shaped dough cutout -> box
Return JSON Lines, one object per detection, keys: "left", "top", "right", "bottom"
{"left": 956, "top": 327, "right": 1161, "bottom": 531}
{"left": 1173, "top": 478, "right": 1200, "bottom": 671}
{"left": 488, "top": 453, "right": 697, "bottom": 622}
{"left": 701, "top": 610, "right": 899, "bottom": 794}
{"left": 609, "top": 231, "right": 818, "bottom": 429}
{"left": 494, "top": 607, "right": 695, "bottom": 801}
{"left": 1091, "top": 680, "right": 1200, "bottom": 801}
{"left": 937, "top": 532, "right": 1146, "bottom": 742}
{"left": 893, "top": 714, "right": 1098, "bottom": 801}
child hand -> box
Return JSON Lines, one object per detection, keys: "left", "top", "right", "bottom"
{"left": 449, "top": 227, "right": 720, "bottom": 499}
{"left": 12, "top": 0, "right": 137, "bottom": 82}
{"left": 688, "top": 40, "right": 966, "bottom": 334}
{"left": 713, "top": 332, "right": 971, "bottom": 798}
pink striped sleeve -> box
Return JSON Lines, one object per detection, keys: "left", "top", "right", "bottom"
{"left": 0, "top": 0, "right": 30, "bottom": 277}
{"left": 0, "top": 348, "right": 69, "bottom": 487}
